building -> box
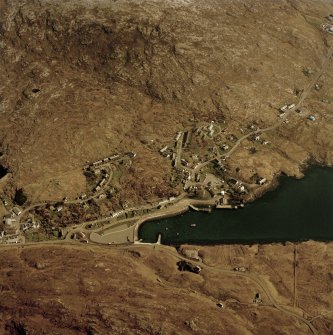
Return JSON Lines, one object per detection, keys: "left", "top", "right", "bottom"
{"left": 12, "top": 207, "right": 22, "bottom": 216}
{"left": 92, "top": 160, "right": 103, "bottom": 166}
{"left": 254, "top": 293, "right": 262, "bottom": 304}
{"left": 221, "top": 143, "right": 229, "bottom": 151}
{"left": 280, "top": 105, "right": 288, "bottom": 112}
{"left": 127, "top": 152, "right": 136, "bottom": 158}
{"left": 288, "top": 103, "right": 295, "bottom": 109}
{"left": 6, "top": 236, "right": 20, "bottom": 244}
{"left": 181, "top": 248, "right": 200, "bottom": 260}
{"left": 97, "top": 193, "right": 106, "bottom": 200}
{"left": 257, "top": 177, "right": 267, "bottom": 185}
{"left": 56, "top": 204, "right": 63, "bottom": 212}
{"left": 159, "top": 146, "right": 168, "bottom": 153}
{"left": 4, "top": 215, "right": 16, "bottom": 227}
{"left": 228, "top": 178, "right": 239, "bottom": 187}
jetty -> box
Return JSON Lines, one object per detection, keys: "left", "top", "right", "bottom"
{"left": 216, "top": 204, "right": 244, "bottom": 209}
{"left": 189, "top": 204, "right": 212, "bottom": 213}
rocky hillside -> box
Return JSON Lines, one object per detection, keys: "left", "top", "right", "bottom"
{"left": 0, "top": 0, "right": 333, "bottom": 206}
{"left": 0, "top": 242, "right": 332, "bottom": 335}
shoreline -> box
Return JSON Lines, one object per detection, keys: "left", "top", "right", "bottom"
{"left": 133, "top": 175, "right": 283, "bottom": 243}
{"left": 135, "top": 166, "right": 333, "bottom": 245}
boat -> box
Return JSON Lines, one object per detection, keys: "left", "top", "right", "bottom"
{"left": 190, "top": 224, "right": 197, "bottom": 227}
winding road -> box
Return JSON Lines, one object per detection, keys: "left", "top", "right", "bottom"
{"left": 124, "top": 243, "right": 318, "bottom": 335}
{"left": 193, "top": 45, "right": 333, "bottom": 173}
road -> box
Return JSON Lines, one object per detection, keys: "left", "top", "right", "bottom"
{"left": 14, "top": 43, "right": 333, "bottom": 241}
{"left": 174, "top": 131, "right": 184, "bottom": 168}
{"left": 193, "top": 44, "right": 333, "bottom": 173}
{"left": 123, "top": 243, "right": 318, "bottom": 335}
{"left": 16, "top": 164, "right": 115, "bottom": 226}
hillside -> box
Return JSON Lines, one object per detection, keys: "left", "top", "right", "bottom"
{"left": 0, "top": 242, "right": 332, "bottom": 335}
{"left": 0, "top": 0, "right": 333, "bottom": 211}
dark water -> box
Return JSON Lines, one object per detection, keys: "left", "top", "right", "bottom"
{"left": 0, "top": 165, "right": 8, "bottom": 179}
{"left": 139, "top": 167, "right": 333, "bottom": 244}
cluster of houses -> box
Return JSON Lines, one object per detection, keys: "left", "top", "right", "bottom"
{"left": 279, "top": 103, "right": 295, "bottom": 118}
{"left": 159, "top": 145, "right": 174, "bottom": 159}
{"left": 322, "top": 22, "right": 333, "bottom": 34}
{"left": 93, "top": 171, "right": 109, "bottom": 193}
{"left": 90, "top": 154, "right": 120, "bottom": 168}
{"left": 1, "top": 205, "right": 39, "bottom": 244}
{"left": 84, "top": 152, "right": 137, "bottom": 194}
{"left": 279, "top": 102, "right": 317, "bottom": 122}
{"left": 194, "top": 121, "right": 220, "bottom": 139}
{"left": 249, "top": 133, "right": 270, "bottom": 145}
{"left": 86, "top": 152, "right": 136, "bottom": 169}
{"left": 20, "top": 218, "right": 39, "bottom": 231}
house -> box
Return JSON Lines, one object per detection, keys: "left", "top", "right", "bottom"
{"left": 159, "top": 146, "right": 168, "bottom": 153}
{"left": 181, "top": 248, "right": 200, "bottom": 260}
{"left": 221, "top": 143, "right": 229, "bottom": 151}
{"left": 97, "top": 193, "right": 106, "bottom": 200}
{"left": 126, "top": 152, "right": 136, "bottom": 158}
{"left": 12, "top": 207, "right": 22, "bottom": 216}
{"left": 254, "top": 293, "right": 262, "bottom": 304}
{"left": 94, "top": 169, "right": 101, "bottom": 176}
{"left": 181, "top": 159, "right": 188, "bottom": 166}
{"left": 4, "top": 215, "right": 16, "bottom": 227}
{"left": 92, "top": 160, "right": 103, "bottom": 166}
{"left": 280, "top": 105, "right": 288, "bottom": 112}
{"left": 94, "top": 185, "right": 101, "bottom": 192}
{"left": 56, "top": 205, "right": 63, "bottom": 212}
{"left": 6, "top": 236, "right": 20, "bottom": 244}
{"left": 228, "top": 178, "right": 239, "bottom": 187}
{"left": 257, "top": 177, "right": 267, "bottom": 185}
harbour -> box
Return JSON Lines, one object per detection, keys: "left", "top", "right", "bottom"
{"left": 139, "top": 167, "right": 333, "bottom": 245}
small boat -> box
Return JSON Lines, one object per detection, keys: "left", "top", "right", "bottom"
{"left": 190, "top": 224, "right": 197, "bottom": 227}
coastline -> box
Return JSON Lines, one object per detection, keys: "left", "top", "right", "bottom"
{"left": 133, "top": 175, "right": 283, "bottom": 243}
{"left": 136, "top": 166, "right": 333, "bottom": 245}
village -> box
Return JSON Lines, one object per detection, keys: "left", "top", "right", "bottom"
{"left": 0, "top": 13, "right": 332, "bottom": 246}
{"left": 0, "top": 99, "right": 317, "bottom": 245}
